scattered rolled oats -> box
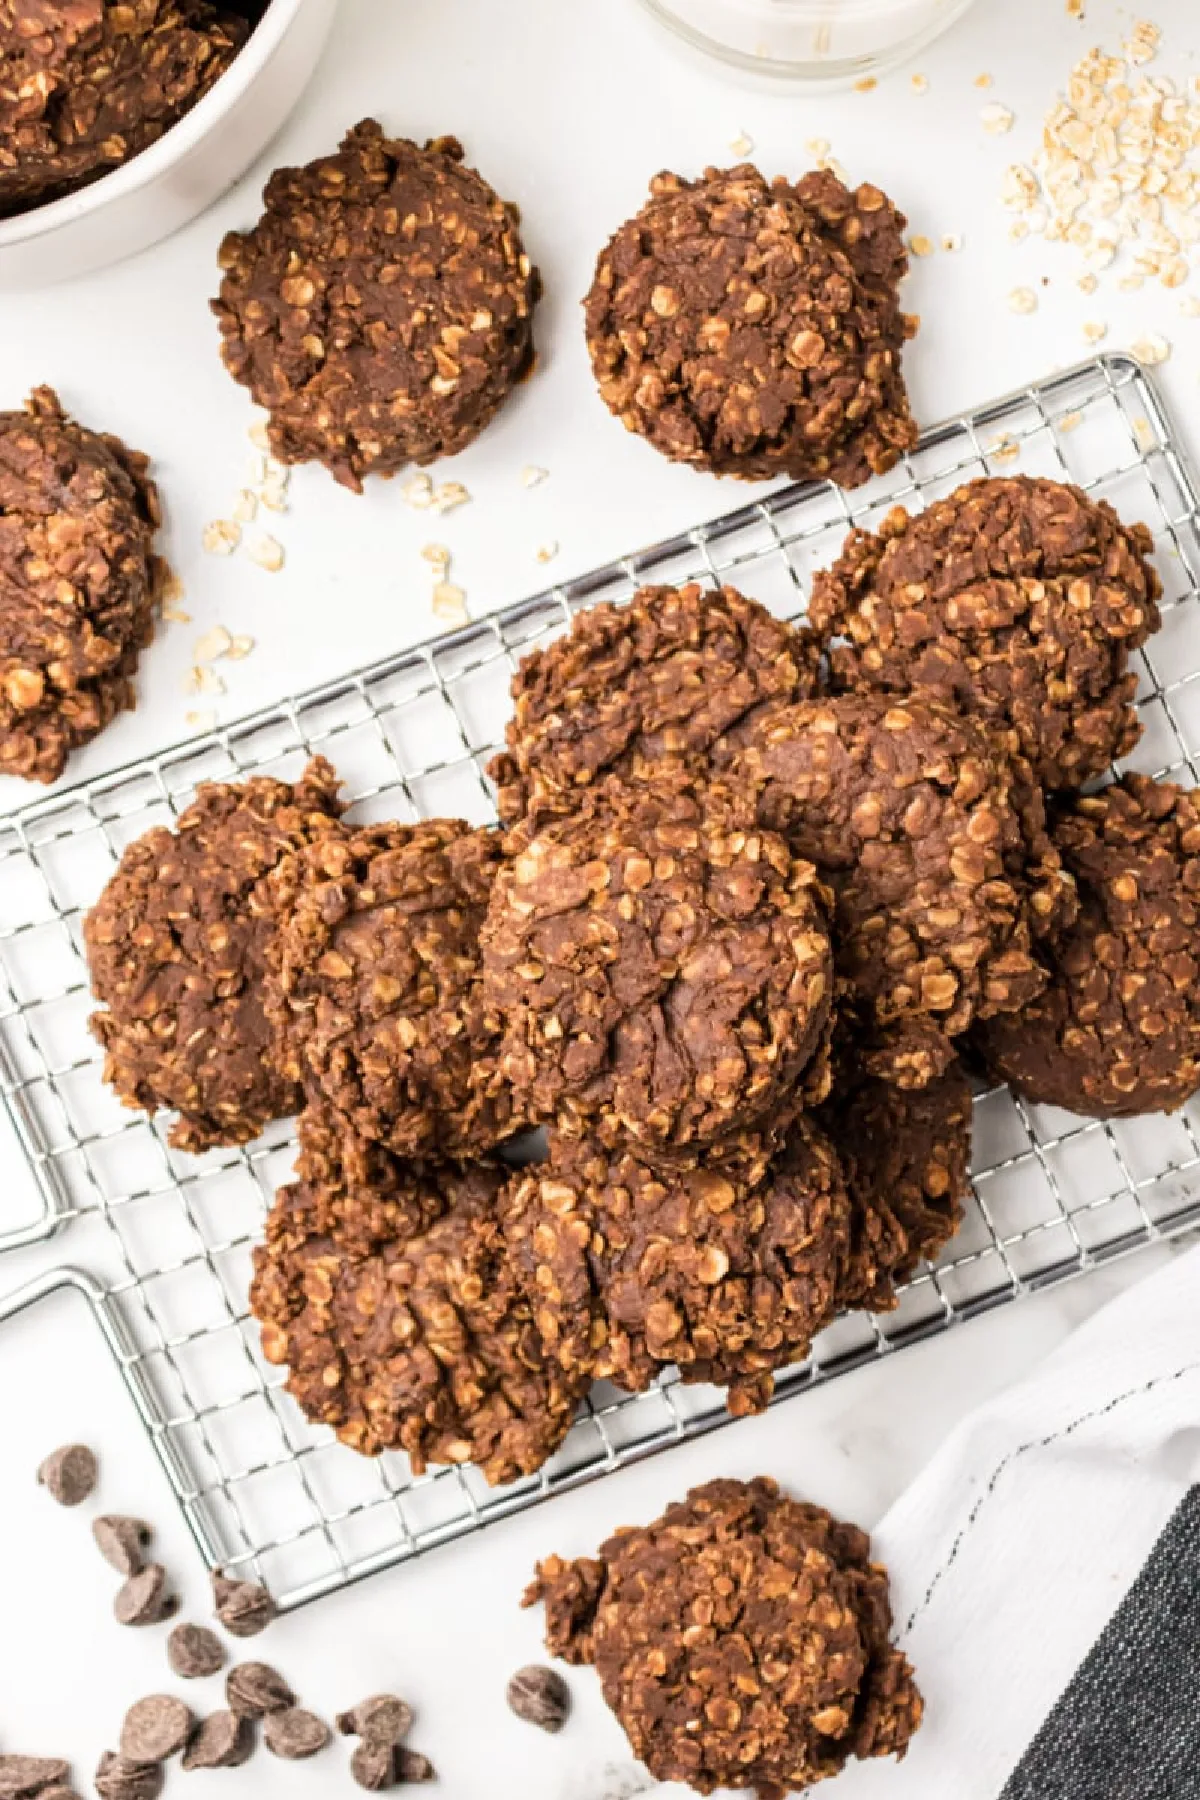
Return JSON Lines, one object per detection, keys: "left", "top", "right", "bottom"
{"left": 1078, "top": 272, "right": 1099, "bottom": 293}
{"left": 194, "top": 626, "right": 233, "bottom": 663}
{"left": 975, "top": 72, "right": 994, "bottom": 89}
{"left": 161, "top": 598, "right": 191, "bottom": 624}
{"left": 853, "top": 77, "right": 877, "bottom": 93}
{"left": 1179, "top": 294, "right": 1200, "bottom": 317}
{"left": 1123, "top": 19, "right": 1161, "bottom": 65}
{"left": 535, "top": 542, "right": 559, "bottom": 565}
{"left": 247, "top": 535, "right": 285, "bottom": 573}
{"left": 432, "top": 581, "right": 468, "bottom": 624}
{"left": 989, "top": 435, "right": 1021, "bottom": 463}
{"left": 1058, "top": 410, "right": 1084, "bottom": 432}
{"left": 431, "top": 480, "right": 470, "bottom": 514}
{"left": 1066, "top": 0, "right": 1085, "bottom": 14}
{"left": 248, "top": 420, "right": 271, "bottom": 451}
{"left": 1008, "top": 286, "right": 1039, "bottom": 315}
{"left": 421, "top": 543, "right": 451, "bottom": 570}
{"left": 520, "top": 464, "right": 549, "bottom": 488}
{"left": 259, "top": 484, "right": 289, "bottom": 514}
{"left": 402, "top": 474, "right": 435, "bottom": 510}
{"left": 729, "top": 130, "right": 754, "bottom": 156}
{"left": 202, "top": 519, "right": 241, "bottom": 556}
{"left": 941, "top": 233, "right": 964, "bottom": 252}
{"left": 185, "top": 666, "right": 225, "bottom": 698}
{"left": 908, "top": 234, "right": 935, "bottom": 257}
{"left": 1082, "top": 318, "right": 1109, "bottom": 342}
{"left": 185, "top": 711, "right": 217, "bottom": 732}
{"left": 1131, "top": 331, "right": 1171, "bottom": 364}
{"left": 232, "top": 489, "right": 258, "bottom": 523}
{"left": 911, "top": 73, "right": 929, "bottom": 94}
{"left": 981, "top": 102, "right": 1015, "bottom": 135}
{"left": 245, "top": 452, "right": 267, "bottom": 485}
{"left": 227, "top": 635, "right": 255, "bottom": 660}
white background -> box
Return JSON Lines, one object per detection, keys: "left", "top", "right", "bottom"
{"left": 0, "top": 0, "right": 1197, "bottom": 1795}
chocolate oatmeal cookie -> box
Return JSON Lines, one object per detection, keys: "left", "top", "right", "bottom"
{"left": 503, "top": 1119, "right": 851, "bottom": 1417}
{"left": 0, "top": 0, "right": 247, "bottom": 216}
{"left": 584, "top": 163, "right": 917, "bottom": 488}
{"left": 252, "top": 1170, "right": 587, "bottom": 1482}
{"left": 489, "top": 582, "right": 818, "bottom": 828}
{"left": 265, "top": 818, "right": 515, "bottom": 1160}
{"left": 0, "top": 385, "right": 163, "bottom": 784}
{"left": 976, "top": 774, "right": 1200, "bottom": 1117}
{"left": 820, "top": 1042, "right": 973, "bottom": 1310}
{"left": 525, "top": 1476, "right": 923, "bottom": 1795}
{"left": 86, "top": 759, "right": 343, "bottom": 1152}
{"left": 287, "top": 1099, "right": 462, "bottom": 1257}
{"left": 213, "top": 120, "right": 538, "bottom": 491}
{"left": 731, "top": 692, "right": 1064, "bottom": 1087}
{"left": 480, "top": 777, "right": 833, "bottom": 1155}
{"left": 810, "top": 476, "right": 1162, "bottom": 791}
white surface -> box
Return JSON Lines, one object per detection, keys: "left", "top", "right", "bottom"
{"left": 0, "top": 0, "right": 339, "bottom": 289}
{"left": 0, "top": 0, "right": 1198, "bottom": 1794}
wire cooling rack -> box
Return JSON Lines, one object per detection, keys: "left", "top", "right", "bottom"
{"left": 2, "top": 351, "right": 1200, "bottom": 1612}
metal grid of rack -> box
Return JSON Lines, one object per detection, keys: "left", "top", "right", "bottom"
{"left": 2, "top": 351, "right": 1199, "bottom": 1611}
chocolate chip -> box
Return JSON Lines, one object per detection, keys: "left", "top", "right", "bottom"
{"left": 92, "top": 1516, "right": 152, "bottom": 1578}
{"left": 336, "top": 1697, "right": 414, "bottom": 1743}
{"left": 119, "top": 1697, "right": 194, "bottom": 1763}
{"left": 180, "top": 1714, "right": 254, "bottom": 1773}
{"left": 36, "top": 1445, "right": 97, "bottom": 1506}
{"left": 226, "top": 1663, "right": 295, "bottom": 1719}
{"left": 350, "top": 1743, "right": 397, "bottom": 1792}
{"left": 167, "top": 1623, "right": 226, "bottom": 1680}
{"left": 395, "top": 1750, "right": 435, "bottom": 1784}
{"left": 0, "top": 1758, "right": 70, "bottom": 1798}
{"left": 262, "top": 1709, "right": 330, "bottom": 1761}
{"left": 506, "top": 1665, "right": 570, "bottom": 1733}
{"left": 211, "top": 1572, "right": 276, "bottom": 1638}
{"left": 94, "top": 1757, "right": 163, "bottom": 1800}
{"left": 114, "top": 1564, "right": 176, "bottom": 1627}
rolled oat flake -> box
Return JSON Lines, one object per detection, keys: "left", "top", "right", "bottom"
{"left": 336, "top": 1696, "right": 414, "bottom": 1742}
{"left": 36, "top": 1444, "right": 97, "bottom": 1507}
{"left": 180, "top": 1714, "right": 254, "bottom": 1773}
{"left": 0, "top": 1758, "right": 70, "bottom": 1798}
{"left": 506, "top": 1664, "right": 570, "bottom": 1733}
{"left": 167, "top": 1622, "right": 226, "bottom": 1680}
{"left": 262, "top": 1709, "right": 331, "bottom": 1761}
{"left": 93, "top": 1756, "right": 163, "bottom": 1800}
{"left": 114, "top": 1564, "right": 176, "bottom": 1628}
{"left": 226, "top": 1662, "right": 296, "bottom": 1718}
{"left": 92, "top": 1516, "right": 152, "bottom": 1578}
{"left": 211, "top": 1571, "right": 277, "bottom": 1638}
{"left": 119, "top": 1697, "right": 194, "bottom": 1764}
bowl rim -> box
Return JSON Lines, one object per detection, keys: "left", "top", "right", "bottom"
{"left": 0, "top": 0, "right": 306, "bottom": 248}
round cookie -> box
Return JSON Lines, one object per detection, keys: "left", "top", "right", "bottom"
{"left": 213, "top": 120, "right": 539, "bottom": 491}
{"left": 810, "top": 475, "right": 1162, "bottom": 791}
{"left": 251, "top": 1170, "right": 587, "bottom": 1483}
{"left": 819, "top": 1043, "right": 973, "bottom": 1311}
{"left": 265, "top": 817, "right": 515, "bottom": 1160}
{"left": 86, "top": 758, "right": 344, "bottom": 1152}
{"left": 0, "top": 1, "right": 247, "bottom": 216}
{"left": 584, "top": 162, "right": 917, "bottom": 487}
{"left": 480, "top": 777, "right": 834, "bottom": 1156}
{"left": 525, "top": 1476, "right": 923, "bottom": 1793}
{"left": 0, "top": 385, "right": 163, "bottom": 784}
{"left": 489, "top": 581, "right": 818, "bottom": 828}
{"left": 975, "top": 774, "right": 1200, "bottom": 1117}
{"left": 503, "top": 1118, "right": 851, "bottom": 1417}
{"left": 730, "top": 692, "right": 1066, "bottom": 1087}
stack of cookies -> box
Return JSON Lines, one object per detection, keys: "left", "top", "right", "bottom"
{"left": 83, "top": 468, "right": 1191, "bottom": 1488}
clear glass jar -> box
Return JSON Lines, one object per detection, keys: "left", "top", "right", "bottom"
{"left": 636, "top": 0, "right": 981, "bottom": 86}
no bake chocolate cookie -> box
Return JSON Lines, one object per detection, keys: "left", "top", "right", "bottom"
{"left": 213, "top": 120, "right": 539, "bottom": 491}
{"left": 480, "top": 776, "right": 833, "bottom": 1155}
{"left": 811, "top": 476, "right": 1162, "bottom": 791}
{"left": 86, "top": 758, "right": 343, "bottom": 1152}
{"left": 503, "top": 1118, "right": 851, "bottom": 1417}
{"left": 976, "top": 773, "right": 1200, "bottom": 1117}
{"left": 251, "top": 1168, "right": 586, "bottom": 1482}
{"left": 585, "top": 163, "right": 917, "bottom": 487}
{"left": 0, "top": 385, "right": 163, "bottom": 784}
{"left": 525, "top": 1475, "right": 922, "bottom": 1796}
{"left": 0, "top": 0, "right": 247, "bottom": 216}
{"left": 265, "top": 817, "right": 515, "bottom": 1160}
{"left": 489, "top": 582, "right": 816, "bottom": 828}
{"left": 730, "top": 692, "right": 1063, "bottom": 1087}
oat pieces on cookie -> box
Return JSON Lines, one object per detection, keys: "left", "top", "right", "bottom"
{"left": 0, "top": 0, "right": 247, "bottom": 216}
{"left": 584, "top": 162, "right": 917, "bottom": 487}
{"left": 251, "top": 1168, "right": 586, "bottom": 1482}
{"left": 503, "top": 1118, "right": 852, "bottom": 1417}
{"left": 265, "top": 818, "right": 515, "bottom": 1160}
{"left": 86, "top": 758, "right": 343, "bottom": 1152}
{"left": 730, "top": 692, "right": 1063, "bottom": 1088}
{"left": 811, "top": 476, "right": 1162, "bottom": 791}
{"left": 480, "top": 776, "right": 833, "bottom": 1155}
{"left": 526, "top": 1476, "right": 923, "bottom": 1795}
{"left": 0, "top": 385, "right": 163, "bottom": 784}
{"left": 976, "top": 774, "right": 1200, "bottom": 1117}
{"left": 489, "top": 582, "right": 817, "bottom": 828}
{"left": 213, "top": 119, "right": 538, "bottom": 491}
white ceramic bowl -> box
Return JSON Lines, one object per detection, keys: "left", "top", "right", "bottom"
{"left": 0, "top": 0, "right": 338, "bottom": 290}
